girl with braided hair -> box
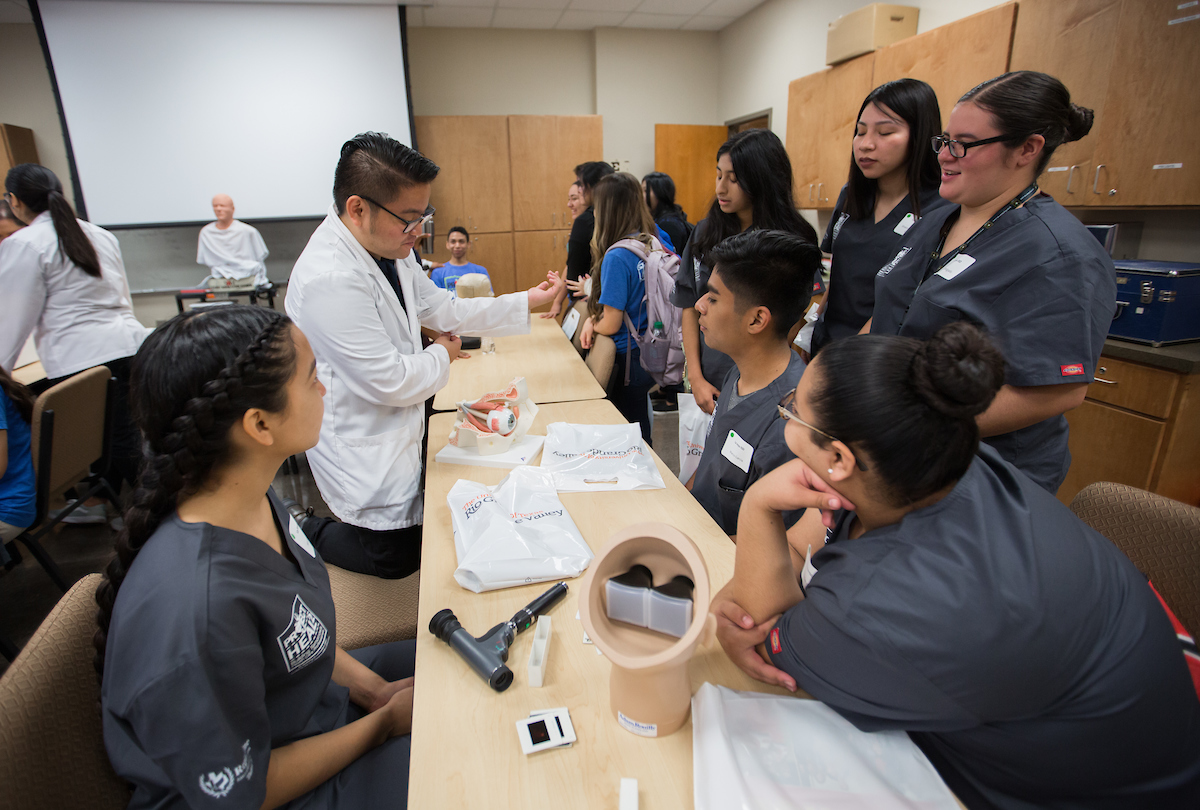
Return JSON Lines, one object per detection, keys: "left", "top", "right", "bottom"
{"left": 95, "top": 306, "right": 415, "bottom": 810}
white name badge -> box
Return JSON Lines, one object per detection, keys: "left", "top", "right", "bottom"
{"left": 721, "top": 430, "right": 754, "bottom": 474}
{"left": 288, "top": 514, "right": 317, "bottom": 558}
{"left": 561, "top": 307, "right": 581, "bottom": 340}
{"left": 800, "top": 544, "right": 817, "bottom": 589}
{"left": 936, "top": 253, "right": 976, "bottom": 281}
{"left": 893, "top": 212, "right": 917, "bottom": 235}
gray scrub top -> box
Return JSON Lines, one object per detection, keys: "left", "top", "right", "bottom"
{"left": 101, "top": 489, "right": 355, "bottom": 810}
{"left": 768, "top": 445, "right": 1200, "bottom": 809}
{"left": 870, "top": 194, "right": 1117, "bottom": 493}
{"left": 812, "top": 184, "right": 951, "bottom": 353}
{"left": 691, "top": 352, "right": 805, "bottom": 535}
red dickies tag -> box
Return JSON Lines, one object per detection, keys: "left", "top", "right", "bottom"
{"left": 1060, "top": 364, "right": 1085, "bottom": 377}
{"left": 769, "top": 627, "right": 782, "bottom": 655}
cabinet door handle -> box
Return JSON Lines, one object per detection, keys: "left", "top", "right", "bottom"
{"left": 808, "top": 183, "right": 814, "bottom": 203}
{"left": 1066, "top": 165, "right": 1078, "bottom": 193}
{"left": 552, "top": 212, "right": 556, "bottom": 227}
{"left": 1092, "top": 164, "right": 1106, "bottom": 194}
{"left": 817, "top": 182, "right": 825, "bottom": 202}
{"left": 1093, "top": 377, "right": 1118, "bottom": 385}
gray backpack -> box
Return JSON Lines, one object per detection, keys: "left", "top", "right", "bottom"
{"left": 607, "top": 236, "right": 685, "bottom": 387}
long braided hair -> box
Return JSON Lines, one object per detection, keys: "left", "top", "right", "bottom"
{"left": 93, "top": 306, "right": 296, "bottom": 680}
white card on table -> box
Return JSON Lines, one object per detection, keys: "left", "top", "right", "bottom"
{"left": 562, "top": 308, "right": 581, "bottom": 339}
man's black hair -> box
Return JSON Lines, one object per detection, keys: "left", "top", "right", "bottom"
{"left": 708, "top": 229, "right": 822, "bottom": 339}
{"left": 333, "top": 131, "right": 439, "bottom": 215}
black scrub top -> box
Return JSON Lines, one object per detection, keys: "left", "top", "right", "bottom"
{"left": 767, "top": 445, "right": 1200, "bottom": 810}
{"left": 691, "top": 352, "right": 806, "bottom": 535}
{"left": 566, "top": 207, "right": 595, "bottom": 284}
{"left": 870, "top": 193, "right": 1117, "bottom": 492}
{"left": 654, "top": 212, "right": 691, "bottom": 260}
{"left": 102, "top": 489, "right": 353, "bottom": 810}
{"left": 812, "top": 185, "right": 951, "bottom": 353}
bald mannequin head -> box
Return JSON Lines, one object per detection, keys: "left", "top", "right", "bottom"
{"left": 212, "top": 194, "right": 235, "bottom": 229}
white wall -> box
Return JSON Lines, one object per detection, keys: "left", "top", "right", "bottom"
{"left": 0, "top": 24, "right": 75, "bottom": 208}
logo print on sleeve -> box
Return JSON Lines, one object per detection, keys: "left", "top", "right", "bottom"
{"left": 1060, "top": 364, "right": 1085, "bottom": 377}
{"left": 877, "top": 247, "right": 911, "bottom": 277}
{"left": 276, "top": 595, "right": 329, "bottom": 673}
{"left": 198, "top": 740, "right": 254, "bottom": 799}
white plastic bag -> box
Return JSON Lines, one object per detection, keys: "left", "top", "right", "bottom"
{"left": 793, "top": 300, "right": 822, "bottom": 354}
{"left": 540, "top": 422, "right": 666, "bottom": 492}
{"left": 677, "top": 395, "right": 712, "bottom": 484}
{"left": 693, "top": 684, "right": 959, "bottom": 810}
{"left": 447, "top": 466, "right": 593, "bottom": 593}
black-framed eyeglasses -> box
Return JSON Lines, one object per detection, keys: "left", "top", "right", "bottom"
{"left": 777, "top": 388, "right": 869, "bottom": 472}
{"left": 358, "top": 194, "right": 435, "bottom": 234}
{"left": 930, "top": 133, "right": 1020, "bottom": 159}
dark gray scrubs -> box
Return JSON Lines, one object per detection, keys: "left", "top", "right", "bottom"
{"left": 102, "top": 488, "right": 413, "bottom": 810}
{"left": 767, "top": 445, "right": 1200, "bottom": 809}
{"left": 691, "top": 352, "right": 805, "bottom": 535}
{"left": 812, "top": 185, "right": 951, "bottom": 353}
{"left": 870, "top": 194, "right": 1117, "bottom": 492}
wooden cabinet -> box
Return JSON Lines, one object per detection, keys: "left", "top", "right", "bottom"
{"left": 509, "top": 115, "right": 603, "bottom": 231}
{"left": 785, "top": 54, "right": 874, "bottom": 210}
{"left": 653, "top": 124, "right": 728, "bottom": 224}
{"left": 414, "top": 116, "right": 512, "bottom": 234}
{"left": 1, "top": 123, "right": 39, "bottom": 176}
{"left": 513, "top": 229, "right": 571, "bottom": 311}
{"left": 1059, "top": 355, "right": 1200, "bottom": 505}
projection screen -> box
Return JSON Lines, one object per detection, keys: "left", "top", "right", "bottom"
{"left": 37, "top": 0, "right": 413, "bottom": 226}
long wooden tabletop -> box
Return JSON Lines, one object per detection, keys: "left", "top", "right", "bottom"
{"left": 431, "top": 316, "right": 605, "bottom": 411}
{"left": 410, "top": 399, "right": 796, "bottom": 809}
{"left": 12, "top": 361, "right": 45, "bottom": 387}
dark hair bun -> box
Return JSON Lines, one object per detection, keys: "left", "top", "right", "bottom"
{"left": 1064, "top": 103, "right": 1095, "bottom": 143}
{"left": 910, "top": 322, "right": 1006, "bottom": 420}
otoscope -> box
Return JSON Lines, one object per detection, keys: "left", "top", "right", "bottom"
{"left": 429, "top": 582, "right": 569, "bottom": 692}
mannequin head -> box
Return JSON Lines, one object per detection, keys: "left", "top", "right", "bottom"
{"left": 211, "top": 194, "right": 235, "bottom": 228}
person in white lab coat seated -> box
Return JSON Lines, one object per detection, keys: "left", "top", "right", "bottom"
{"left": 196, "top": 194, "right": 270, "bottom": 287}
{"left": 285, "top": 132, "right": 564, "bottom": 579}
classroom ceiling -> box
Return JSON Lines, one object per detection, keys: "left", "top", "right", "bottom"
{"left": 0, "top": 0, "right": 768, "bottom": 31}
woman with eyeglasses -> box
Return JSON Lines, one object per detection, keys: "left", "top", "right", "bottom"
{"left": 0, "top": 164, "right": 150, "bottom": 505}
{"left": 715, "top": 322, "right": 1200, "bottom": 809}
{"left": 865, "top": 71, "right": 1116, "bottom": 494}
{"left": 809, "top": 78, "right": 950, "bottom": 356}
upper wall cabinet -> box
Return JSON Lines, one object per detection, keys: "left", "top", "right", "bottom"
{"left": 509, "top": 115, "right": 603, "bottom": 231}
{"left": 415, "top": 115, "right": 513, "bottom": 234}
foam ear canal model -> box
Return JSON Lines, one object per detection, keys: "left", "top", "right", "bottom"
{"left": 605, "top": 567, "right": 694, "bottom": 639}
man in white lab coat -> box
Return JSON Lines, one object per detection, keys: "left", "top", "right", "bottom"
{"left": 285, "top": 132, "right": 563, "bottom": 578}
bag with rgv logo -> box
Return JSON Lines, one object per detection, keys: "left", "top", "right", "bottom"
{"left": 447, "top": 465, "right": 593, "bottom": 593}
{"left": 540, "top": 422, "right": 666, "bottom": 492}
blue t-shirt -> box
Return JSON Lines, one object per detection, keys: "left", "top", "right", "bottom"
{"left": 598, "top": 244, "right": 649, "bottom": 354}
{"left": 0, "top": 389, "right": 36, "bottom": 528}
{"left": 430, "top": 262, "right": 490, "bottom": 293}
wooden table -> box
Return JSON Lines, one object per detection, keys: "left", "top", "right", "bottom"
{"left": 410, "top": 399, "right": 795, "bottom": 809}
{"left": 12, "top": 361, "right": 46, "bottom": 387}
{"left": 431, "top": 316, "right": 605, "bottom": 411}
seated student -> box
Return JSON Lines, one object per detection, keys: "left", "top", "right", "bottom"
{"left": 0, "top": 368, "right": 35, "bottom": 563}
{"left": 197, "top": 194, "right": 270, "bottom": 287}
{"left": 429, "top": 226, "right": 491, "bottom": 293}
{"left": 688, "top": 230, "right": 820, "bottom": 539}
{"left": 96, "top": 306, "right": 417, "bottom": 810}
{"left": 715, "top": 323, "right": 1200, "bottom": 809}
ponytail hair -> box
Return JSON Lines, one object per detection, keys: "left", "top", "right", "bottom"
{"left": 5, "top": 164, "right": 102, "bottom": 277}
{"left": 93, "top": 306, "right": 297, "bottom": 680}
{"left": 808, "top": 322, "right": 1006, "bottom": 506}
{"left": 0, "top": 366, "right": 35, "bottom": 425}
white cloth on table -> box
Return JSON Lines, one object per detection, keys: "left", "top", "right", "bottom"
{"left": 197, "top": 220, "right": 269, "bottom": 286}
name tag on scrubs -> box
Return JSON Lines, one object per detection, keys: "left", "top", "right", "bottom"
{"left": 288, "top": 515, "right": 317, "bottom": 558}
{"left": 721, "top": 430, "right": 754, "bottom": 473}
{"left": 800, "top": 544, "right": 817, "bottom": 589}
{"left": 936, "top": 253, "right": 976, "bottom": 281}
{"left": 893, "top": 213, "right": 916, "bottom": 235}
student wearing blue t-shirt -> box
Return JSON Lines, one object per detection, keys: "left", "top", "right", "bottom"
{"left": 0, "top": 368, "right": 36, "bottom": 555}
{"left": 429, "top": 226, "right": 491, "bottom": 293}
{"left": 579, "top": 173, "right": 661, "bottom": 444}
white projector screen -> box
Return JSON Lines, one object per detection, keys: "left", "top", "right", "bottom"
{"left": 39, "top": 1, "right": 413, "bottom": 227}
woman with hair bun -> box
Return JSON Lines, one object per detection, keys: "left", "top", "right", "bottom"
{"left": 0, "top": 164, "right": 150, "bottom": 500}
{"left": 868, "top": 71, "right": 1117, "bottom": 494}
{"left": 716, "top": 323, "right": 1200, "bottom": 809}
{"left": 96, "top": 306, "right": 415, "bottom": 809}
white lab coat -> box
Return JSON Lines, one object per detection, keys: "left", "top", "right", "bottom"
{"left": 286, "top": 206, "right": 530, "bottom": 530}
{"left": 0, "top": 211, "right": 150, "bottom": 377}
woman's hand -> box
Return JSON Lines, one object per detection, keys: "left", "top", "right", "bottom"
{"left": 527, "top": 270, "right": 566, "bottom": 310}
{"left": 745, "top": 459, "right": 855, "bottom": 529}
{"left": 711, "top": 585, "right": 796, "bottom": 692}
{"left": 691, "top": 376, "right": 720, "bottom": 415}
{"left": 565, "top": 273, "right": 589, "bottom": 299}
{"left": 579, "top": 317, "right": 596, "bottom": 350}
{"left": 376, "top": 684, "right": 415, "bottom": 740}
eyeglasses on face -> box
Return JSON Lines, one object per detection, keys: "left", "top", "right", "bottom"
{"left": 930, "top": 133, "right": 1021, "bottom": 159}
{"left": 358, "top": 194, "right": 435, "bottom": 234}
{"left": 777, "top": 388, "right": 870, "bottom": 472}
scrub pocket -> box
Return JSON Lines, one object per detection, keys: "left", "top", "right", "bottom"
{"left": 716, "top": 482, "right": 747, "bottom": 534}
{"left": 900, "top": 295, "right": 963, "bottom": 337}
{"left": 332, "top": 425, "right": 418, "bottom": 513}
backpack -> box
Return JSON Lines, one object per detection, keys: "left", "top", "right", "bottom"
{"left": 606, "top": 236, "right": 684, "bottom": 387}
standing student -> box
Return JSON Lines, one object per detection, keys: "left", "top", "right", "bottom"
{"left": 578, "top": 172, "right": 661, "bottom": 444}
{"left": 0, "top": 164, "right": 150, "bottom": 503}
{"left": 285, "top": 133, "right": 562, "bottom": 579}
{"left": 547, "top": 161, "right": 615, "bottom": 319}
{"left": 714, "top": 323, "right": 1200, "bottom": 809}
{"left": 688, "top": 230, "right": 821, "bottom": 539}
{"left": 429, "top": 226, "right": 491, "bottom": 293}
{"left": 869, "top": 71, "right": 1116, "bottom": 493}
{"left": 642, "top": 171, "right": 692, "bottom": 258}
{"left": 0, "top": 368, "right": 35, "bottom": 560}
{"left": 96, "top": 306, "right": 417, "bottom": 810}
{"left": 672, "top": 130, "right": 819, "bottom": 415}
{"left": 810, "top": 79, "right": 949, "bottom": 354}
{"left": 566, "top": 181, "right": 585, "bottom": 221}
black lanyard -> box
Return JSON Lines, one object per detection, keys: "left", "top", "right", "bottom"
{"left": 922, "top": 183, "right": 1039, "bottom": 282}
